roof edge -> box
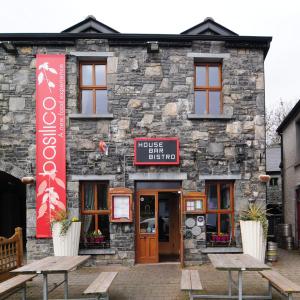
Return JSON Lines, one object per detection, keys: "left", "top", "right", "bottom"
{"left": 277, "top": 99, "right": 300, "bottom": 133}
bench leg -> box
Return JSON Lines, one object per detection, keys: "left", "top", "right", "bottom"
{"left": 228, "top": 270, "right": 232, "bottom": 296}
{"left": 96, "top": 294, "right": 109, "bottom": 300}
{"left": 64, "top": 272, "right": 68, "bottom": 299}
{"left": 43, "top": 273, "right": 48, "bottom": 300}
{"left": 21, "top": 285, "right": 26, "bottom": 300}
{"left": 268, "top": 282, "right": 272, "bottom": 298}
{"left": 287, "top": 293, "right": 293, "bottom": 300}
{"left": 238, "top": 271, "right": 243, "bottom": 300}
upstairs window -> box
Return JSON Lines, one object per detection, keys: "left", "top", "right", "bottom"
{"left": 80, "top": 63, "right": 108, "bottom": 114}
{"left": 194, "top": 64, "right": 222, "bottom": 115}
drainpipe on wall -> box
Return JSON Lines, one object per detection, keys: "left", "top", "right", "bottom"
{"left": 279, "top": 133, "right": 285, "bottom": 223}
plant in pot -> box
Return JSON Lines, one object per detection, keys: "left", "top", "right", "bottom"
{"left": 92, "top": 229, "right": 104, "bottom": 244}
{"left": 51, "top": 210, "right": 81, "bottom": 256}
{"left": 239, "top": 203, "right": 268, "bottom": 262}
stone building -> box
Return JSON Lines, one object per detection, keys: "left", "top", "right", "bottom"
{"left": 0, "top": 16, "right": 271, "bottom": 265}
{"left": 266, "top": 146, "right": 283, "bottom": 238}
{"left": 277, "top": 100, "right": 300, "bottom": 247}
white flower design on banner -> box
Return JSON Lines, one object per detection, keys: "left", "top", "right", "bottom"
{"left": 37, "top": 62, "right": 58, "bottom": 93}
{"left": 37, "top": 173, "right": 66, "bottom": 219}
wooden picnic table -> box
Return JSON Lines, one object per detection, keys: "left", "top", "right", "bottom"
{"left": 11, "top": 255, "right": 90, "bottom": 300}
{"left": 192, "top": 254, "right": 271, "bottom": 300}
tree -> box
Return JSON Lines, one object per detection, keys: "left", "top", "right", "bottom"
{"left": 266, "top": 100, "right": 294, "bottom": 146}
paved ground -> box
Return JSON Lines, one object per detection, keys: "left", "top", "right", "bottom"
{"left": 9, "top": 249, "right": 300, "bottom": 299}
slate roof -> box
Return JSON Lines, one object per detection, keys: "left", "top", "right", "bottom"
{"left": 181, "top": 17, "right": 238, "bottom": 36}
{"left": 62, "top": 15, "right": 119, "bottom": 34}
{"left": 266, "top": 146, "right": 281, "bottom": 172}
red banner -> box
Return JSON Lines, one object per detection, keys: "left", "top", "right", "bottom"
{"left": 36, "top": 54, "right": 66, "bottom": 238}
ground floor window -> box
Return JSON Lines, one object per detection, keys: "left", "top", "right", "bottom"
{"left": 205, "top": 181, "right": 234, "bottom": 245}
{"left": 80, "top": 181, "right": 110, "bottom": 249}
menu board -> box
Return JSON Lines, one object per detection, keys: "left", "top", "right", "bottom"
{"left": 113, "top": 196, "right": 130, "bottom": 219}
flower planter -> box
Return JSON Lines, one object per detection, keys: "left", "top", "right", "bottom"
{"left": 240, "top": 220, "right": 266, "bottom": 262}
{"left": 52, "top": 222, "right": 81, "bottom": 256}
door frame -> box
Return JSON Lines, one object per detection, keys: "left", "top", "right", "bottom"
{"left": 135, "top": 188, "right": 183, "bottom": 264}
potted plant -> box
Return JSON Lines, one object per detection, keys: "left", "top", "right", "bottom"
{"left": 93, "top": 229, "right": 104, "bottom": 244}
{"left": 239, "top": 203, "right": 268, "bottom": 262}
{"left": 51, "top": 210, "right": 81, "bottom": 256}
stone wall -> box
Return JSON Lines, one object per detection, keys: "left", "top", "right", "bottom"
{"left": 0, "top": 38, "right": 267, "bottom": 264}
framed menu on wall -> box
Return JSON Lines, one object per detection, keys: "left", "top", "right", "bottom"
{"left": 183, "top": 192, "right": 207, "bottom": 214}
{"left": 109, "top": 188, "right": 133, "bottom": 222}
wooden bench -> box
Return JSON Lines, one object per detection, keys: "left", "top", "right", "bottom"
{"left": 181, "top": 270, "right": 203, "bottom": 300}
{"left": 0, "top": 274, "right": 36, "bottom": 300}
{"left": 0, "top": 227, "right": 23, "bottom": 282}
{"left": 83, "top": 272, "right": 118, "bottom": 300}
{"left": 260, "top": 270, "right": 300, "bottom": 300}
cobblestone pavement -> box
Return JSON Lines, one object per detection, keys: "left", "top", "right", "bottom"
{"left": 9, "top": 249, "right": 300, "bottom": 300}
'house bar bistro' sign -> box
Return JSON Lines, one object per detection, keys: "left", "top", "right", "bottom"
{"left": 36, "top": 54, "right": 66, "bottom": 238}
{"left": 134, "top": 138, "right": 180, "bottom": 165}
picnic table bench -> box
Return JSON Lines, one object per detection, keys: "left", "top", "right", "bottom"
{"left": 259, "top": 270, "right": 300, "bottom": 300}
{"left": 83, "top": 272, "right": 118, "bottom": 300}
{"left": 181, "top": 270, "right": 203, "bottom": 300}
{"left": 0, "top": 274, "right": 36, "bottom": 300}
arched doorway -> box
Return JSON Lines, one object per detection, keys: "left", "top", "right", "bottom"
{"left": 0, "top": 171, "right": 26, "bottom": 248}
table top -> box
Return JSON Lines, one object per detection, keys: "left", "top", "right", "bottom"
{"left": 11, "top": 255, "right": 90, "bottom": 274}
{"left": 208, "top": 254, "right": 271, "bottom": 271}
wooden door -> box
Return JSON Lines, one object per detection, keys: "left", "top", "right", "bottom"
{"left": 136, "top": 191, "right": 159, "bottom": 263}
{"left": 179, "top": 191, "right": 184, "bottom": 267}
{"left": 298, "top": 202, "right": 300, "bottom": 246}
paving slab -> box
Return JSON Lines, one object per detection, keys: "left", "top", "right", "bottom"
{"left": 7, "top": 249, "right": 300, "bottom": 299}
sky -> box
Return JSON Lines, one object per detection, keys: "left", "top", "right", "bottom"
{"left": 1, "top": 0, "right": 299, "bottom": 110}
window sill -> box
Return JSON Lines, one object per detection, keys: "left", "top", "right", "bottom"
{"left": 188, "top": 114, "right": 233, "bottom": 120}
{"left": 79, "top": 248, "right": 116, "bottom": 255}
{"left": 69, "top": 113, "right": 114, "bottom": 120}
{"left": 202, "top": 247, "right": 242, "bottom": 254}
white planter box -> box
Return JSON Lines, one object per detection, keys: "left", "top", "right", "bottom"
{"left": 240, "top": 220, "right": 266, "bottom": 262}
{"left": 52, "top": 222, "right": 81, "bottom": 256}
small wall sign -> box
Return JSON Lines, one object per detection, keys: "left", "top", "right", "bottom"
{"left": 109, "top": 187, "right": 133, "bottom": 222}
{"left": 134, "top": 137, "right": 180, "bottom": 165}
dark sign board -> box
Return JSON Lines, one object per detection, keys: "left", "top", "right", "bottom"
{"left": 134, "top": 138, "right": 180, "bottom": 165}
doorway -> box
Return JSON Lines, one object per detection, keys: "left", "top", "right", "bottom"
{"left": 0, "top": 171, "right": 26, "bottom": 248}
{"left": 158, "top": 192, "right": 180, "bottom": 262}
{"left": 135, "top": 189, "right": 181, "bottom": 264}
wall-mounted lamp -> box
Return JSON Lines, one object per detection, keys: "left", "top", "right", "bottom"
{"left": 235, "top": 143, "right": 246, "bottom": 163}
{"left": 21, "top": 176, "right": 35, "bottom": 185}
{"left": 0, "top": 41, "right": 18, "bottom": 55}
{"left": 147, "top": 41, "right": 159, "bottom": 53}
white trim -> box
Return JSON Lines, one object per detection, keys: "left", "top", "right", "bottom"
{"left": 69, "top": 52, "right": 114, "bottom": 60}
{"left": 199, "top": 174, "right": 241, "bottom": 180}
{"left": 129, "top": 173, "right": 187, "bottom": 181}
{"left": 70, "top": 175, "right": 116, "bottom": 181}
{"left": 187, "top": 52, "right": 230, "bottom": 59}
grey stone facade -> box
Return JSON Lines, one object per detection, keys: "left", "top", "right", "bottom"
{"left": 0, "top": 18, "right": 271, "bottom": 264}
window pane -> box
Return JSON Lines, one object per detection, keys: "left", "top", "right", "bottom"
{"left": 208, "top": 184, "right": 218, "bottom": 209}
{"left": 99, "top": 215, "right": 110, "bottom": 241}
{"left": 82, "top": 65, "right": 93, "bottom": 85}
{"left": 209, "top": 66, "right": 220, "bottom": 87}
{"left": 220, "top": 184, "right": 231, "bottom": 209}
{"left": 195, "top": 91, "right": 206, "bottom": 114}
{"left": 83, "top": 183, "right": 95, "bottom": 210}
{"left": 97, "top": 184, "right": 108, "bottom": 210}
{"left": 81, "top": 214, "right": 95, "bottom": 236}
{"left": 96, "top": 90, "right": 108, "bottom": 114}
{"left": 209, "top": 91, "right": 221, "bottom": 114}
{"left": 220, "top": 214, "right": 231, "bottom": 234}
{"left": 95, "top": 65, "right": 106, "bottom": 86}
{"left": 140, "top": 195, "right": 156, "bottom": 233}
{"left": 206, "top": 214, "right": 218, "bottom": 233}
{"left": 196, "top": 66, "right": 206, "bottom": 86}
{"left": 81, "top": 90, "right": 93, "bottom": 114}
